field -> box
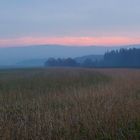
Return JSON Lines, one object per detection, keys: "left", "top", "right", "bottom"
{"left": 0, "top": 68, "right": 139, "bottom": 140}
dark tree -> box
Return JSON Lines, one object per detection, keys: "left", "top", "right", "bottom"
{"left": 103, "top": 48, "right": 140, "bottom": 67}
{"left": 45, "top": 48, "right": 140, "bottom": 68}
{"left": 82, "top": 58, "right": 94, "bottom": 68}
{"left": 45, "top": 58, "right": 57, "bottom": 67}
{"left": 45, "top": 58, "right": 78, "bottom": 67}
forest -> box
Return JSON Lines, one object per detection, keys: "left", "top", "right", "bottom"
{"left": 45, "top": 48, "right": 140, "bottom": 68}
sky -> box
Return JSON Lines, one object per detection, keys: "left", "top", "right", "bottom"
{"left": 0, "top": 0, "right": 140, "bottom": 47}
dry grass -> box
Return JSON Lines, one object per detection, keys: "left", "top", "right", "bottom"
{"left": 0, "top": 68, "right": 139, "bottom": 140}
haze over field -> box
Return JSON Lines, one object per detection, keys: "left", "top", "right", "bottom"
{"left": 0, "top": 45, "right": 140, "bottom": 66}
{"left": 1, "top": 0, "right": 140, "bottom": 67}
{"left": 0, "top": 45, "right": 115, "bottom": 66}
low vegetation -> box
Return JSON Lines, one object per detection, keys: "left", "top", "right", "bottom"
{"left": 0, "top": 68, "right": 139, "bottom": 140}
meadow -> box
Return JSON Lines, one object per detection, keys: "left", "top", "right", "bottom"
{"left": 0, "top": 68, "right": 139, "bottom": 140}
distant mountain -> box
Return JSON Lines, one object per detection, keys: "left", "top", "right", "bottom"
{"left": 75, "top": 54, "right": 103, "bottom": 63}
{"left": 0, "top": 44, "right": 139, "bottom": 67}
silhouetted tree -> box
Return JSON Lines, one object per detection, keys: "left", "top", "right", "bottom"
{"left": 45, "top": 58, "right": 57, "bottom": 67}
{"left": 82, "top": 58, "right": 94, "bottom": 67}
{"left": 45, "top": 48, "right": 140, "bottom": 68}
{"left": 45, "top": 58, "right": 78, "bottom": 67}
{"left": 103, "top": 48, "right": 140, "bottom": 67}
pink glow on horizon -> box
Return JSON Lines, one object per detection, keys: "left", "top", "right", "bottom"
{"left": 0, "top": 36, "right": 140, "bottom": 47}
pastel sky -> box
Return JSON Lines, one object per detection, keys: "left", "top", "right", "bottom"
{"left": 0, "top": 0, "right": 140, "bottom": 47}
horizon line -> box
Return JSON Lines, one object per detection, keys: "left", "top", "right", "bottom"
{"left": 0, "top": 36, "right": 140, "bottom": 48}
{"left": 0, "top": 43, "right": 140, "bottom": 49}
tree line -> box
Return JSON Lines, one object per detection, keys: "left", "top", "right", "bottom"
{"left": 45, "top": 58, "right": 78, "bottom": 67}
{"left": 45, "top": 48, "right": 140, "bottom": 68}
{"left": 103, "top": 48, "right": 140, "bottom": 67}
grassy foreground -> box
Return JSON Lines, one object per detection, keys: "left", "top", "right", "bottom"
{"left": 0, "top": 68, "right": 139, "bottom": 140}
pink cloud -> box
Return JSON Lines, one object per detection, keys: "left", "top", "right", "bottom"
{"left": 0, "top": 36, "right": 140, "bottom": 47}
